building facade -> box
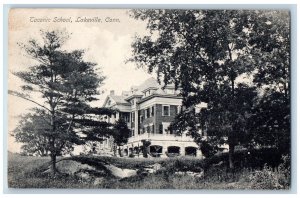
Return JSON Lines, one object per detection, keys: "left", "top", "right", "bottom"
{"left": 100, "top": 77, "right": 203, "bottom": 158}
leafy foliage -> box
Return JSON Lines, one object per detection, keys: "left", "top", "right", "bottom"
{"left": 10, "top": 29, "right": 109, "bottom": 173}
{"left": 249, "top": 91, "right": 290, "bottom": 153}
{"left": 112, "top": 119, "right": 131, "bottom": 146}
{"left": 129, "top": 10, "right": 290, "bottom": 167}
{"left": 249, "top": 161, "right": 290, "bottom": 190}
{"left": 13, "top": 109, "right": 83, "bottom": 157}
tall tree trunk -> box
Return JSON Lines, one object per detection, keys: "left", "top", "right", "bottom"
{"left": 113, "top": 143, "right": 117, "bottom": 156}
{"left": 229, "top": 66, "right": 236, "bottom": 170}
{"left": 49, "top": 103, "right": 56, "bottom": 175}
{"left": 118, "top": 146, "right": 122, "bottom": 157}
{"left": 50, "top": 153, "right": 57, "bottom": 175}
{"left": 228, "top": 143, "right": 235, "bottom": 169}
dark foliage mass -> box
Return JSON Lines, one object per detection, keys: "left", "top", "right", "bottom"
{"left": 129, "top": 10, "right": 290, "bottom": 167}
{"left": 10, "top": 30, "right": 116, "bottom": 174}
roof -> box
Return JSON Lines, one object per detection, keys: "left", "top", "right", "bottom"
{"left": 124, "top": 77, "right": 160, "bottom": 100}
{"left": 137, "top": 77, "right": 160, "bottom": 92}
{"left": 110, "top": 95, "right": 130, "bottom": 105}
{"left": 137, "top": 94, "right": 182, "bottom": 104}
{"left": 103, "top": 77, "right": 180, "bottom": 106}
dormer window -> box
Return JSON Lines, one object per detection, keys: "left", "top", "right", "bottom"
{"left": 165, "top": 89, "right": 174, "bottom": 94}
{"left": 107, "top": 100, "right": 111, "bottom": 106}
{"left": 142, "top": 87, "right": 158, "bottom": 97}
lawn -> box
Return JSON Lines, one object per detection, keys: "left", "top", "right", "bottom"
{"left": 7, "top": 151, "right": 290, "bottom": 189}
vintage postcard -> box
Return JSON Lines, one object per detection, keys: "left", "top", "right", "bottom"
{"left": 8, "top": 8, "right": 291, "bottom": 190}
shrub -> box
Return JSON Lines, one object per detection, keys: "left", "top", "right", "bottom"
{"left": 165, "top": 152, "right": 180, "bottom": 158}
{"left": 141, "top": 140, "right": 151, "bottom": 158}
{"left": 249, "top": 155, "right": 291, "bottom": 190}
{"left": 277, "top": 155, "right": 291, "bottom": 189}
{"left": 249, "top": 164, "right": 283, "bottom": 189}
{"left": 128, "top": 153, "right": 134, "bottom": 158}
{"left": 200, "top": 140, "right": 218, "bottom": 158}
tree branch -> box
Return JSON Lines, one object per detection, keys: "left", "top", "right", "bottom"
{"left": 8, "top": 90, "right": 51, "bottom": 112}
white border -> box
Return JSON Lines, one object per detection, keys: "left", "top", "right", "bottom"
{"left": 1, "top": 0, "right": 299, "bottom": 197}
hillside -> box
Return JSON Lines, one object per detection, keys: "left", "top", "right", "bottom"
{"left": 7, "top": 151, "right": 290, "bottom": 189}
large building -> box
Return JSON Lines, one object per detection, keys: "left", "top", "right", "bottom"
{"left": 99, "top": 77, "right": 203, "bottom": 158}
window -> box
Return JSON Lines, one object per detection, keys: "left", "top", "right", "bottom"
{"left": 174, "top": 105, "right": 182, "bottom": 115}
{"left": 142, "top": 127, "right": 145, "bottom": 134}
{"left": 165, "top": 89, "right": 174, "bottom": 94}
{"left": 177, "top": 105, "right": 181, "bottom": 114}
{"left": 140, "top": 115, "right": 144, "bottom": 123}
{"left": 131, "top": 112, "right": 135, "bottom": 122}
{"left": 159, "top": 124, "right": 163, "bottom": 134}
{"left": 162, "top": 122, "right": 171, "bottom": 134}
{"left": 152, "top": 125, "right": 155, "bottom": 134}
{"left": 169, "top": 127, "right": 174, "bottom": 134}
{"left": 124, "top": 114, "right": 129, "bottom": 123}
{"left": 146, "top": 108, "right": 150, "bottom": 118}
{"left": 151, "top": 106, "right": 155, "bottom": 116}
{"left": 162, "top": 105, "right": 170, "bottom": 116}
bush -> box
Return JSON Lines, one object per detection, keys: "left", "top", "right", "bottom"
{"left": 249, "top": 164, "right": 283, "bottom": 189}
{"left": 165, "top": 152, "right": 180, "bottom": 158}
{"left": 277, "top": 155, "right": 291, "bottom": 189}
{"left": 128, "top": 153, "right": 134, "bottom": 158}
{"left": 200, "top": 141, "right": 218, "bottom": 158}
{"left": 249, "top": 155, "right": 291, "bottom": 189}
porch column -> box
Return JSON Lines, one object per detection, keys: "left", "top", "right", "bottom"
{"left": 180, "top": 146, "right": 185, "bottom": 156}
{"left": 162, "top": 146, "right": 168, "bottom": 157}
{"left": 116, "top": 112, "right": 120, "bottom": 121}
{"left": 196, "top": 149, "right": 203, "bottom": 158}
{"left": 134, "top": 110, "right": 138, "bottom": 137}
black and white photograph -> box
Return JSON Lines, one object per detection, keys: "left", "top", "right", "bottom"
{"left": 7, "top": 8, "right": 291, "bottom": 190}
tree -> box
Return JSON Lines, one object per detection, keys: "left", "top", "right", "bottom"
{"left": 249, "top": 11, "right": 290, "bottom": 100}
{"left": 9, "top": 29, "right": 106, "bottom": 174}
{"left": 129, "top": 10, "right": 290, "bottom": 168}
{"left": 249, "top": 91, "right": 290, "bottom": 153}
{"left": 13, "top": 109, "right": 51, "bottom": 156}
{"left": 170, "top": 83, "right": 257, "bottom": 158}
{"left": 197, "top": 84, "right": 258, "bottom": 157}
{"left": 111, "top": 119, "right": 131, "bottom": 156}
{"left": 13, "top": 108, "right": 74, "bottom": 156}
{"left": 141, "top": 140, "right": 151, "bottom": 158}
{"left": 248, "top": 11, "right": 290, "bottom": 153}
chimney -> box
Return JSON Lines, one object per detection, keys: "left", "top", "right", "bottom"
{"left": 110, "top": 90, "right": 115, "bottom": 96}
{"left": 122, "top": 91, "right": 129, "bottom": 97}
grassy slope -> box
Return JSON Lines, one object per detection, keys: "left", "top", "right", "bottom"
{"left": 8, "top": 153, "right": 253, "bottom": 189}
{"left": 8, "top": 153, "right": 94, "bottom": 188}
{"left": 7, "top": 152, "right": 289, "bottom": 189}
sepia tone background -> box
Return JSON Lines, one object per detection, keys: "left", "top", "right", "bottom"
{"left": 8, "top": 9, "right": 154, "bottom": 152}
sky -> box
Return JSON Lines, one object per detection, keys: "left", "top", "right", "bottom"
{"left": 8, "top": 9, "right": 154, "bottom": 152}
